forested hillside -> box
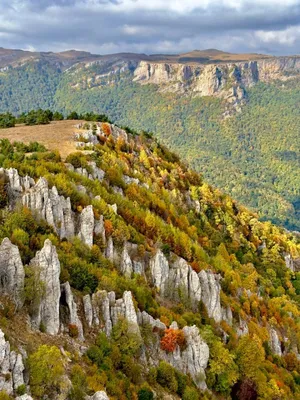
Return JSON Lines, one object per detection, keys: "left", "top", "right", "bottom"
{"left": 0, "top": 58, "right": 299, "bottom": 231}
{"left": 0, "top": 120, "right": 299, "bottom": 399}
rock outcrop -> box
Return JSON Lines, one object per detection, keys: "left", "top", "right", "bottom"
{"left": 150, "top": 250, "right": 169, "bottom": 296}
{"left": 0, "top": 329, "right": 25, "bottom": 395}
{"left": 269, "top": 328, "right": 282, "bottom": 356}
{"left": 88, "top": 391, "right": 110, "bottom": 400}
{"left": 83, "top": 289, "right": 210, "bottom": 389}
{"left": 133, "top": 56, "right": 300, "bottom": 105}
{"left": 0, "top": 238, "right": 25, "bottom": 308}
{"left": 77, "top": 205, "right": 94, "bottom": 247}
{"left": 163, "top": 323, "right": 209, "bottom": 390}
{"left": 149, "top": 250, "right": 223, "bottom": 322}
{"left": 23, "top": 177, "right": 75, "bottom": 240}
{"left": 84, "top": 290, "right": 140, "bottom": 337}
{"left": 284, "top": 253, "right": 300, "bottom": 272}
{"left": 60, "top": 282, "right": 84, "bottom": 341}
{"left": 120, "top": 245, "right": 133, "bottom": 278}
{"left": 198, "top": 270, "right": 222, "bottom": 323}
{"left": 30, "top": 239, "right": 61, "bottom": 335}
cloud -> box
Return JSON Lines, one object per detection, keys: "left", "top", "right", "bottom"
{"left": 0, "top": 0, "right": 299, "bottom": 55}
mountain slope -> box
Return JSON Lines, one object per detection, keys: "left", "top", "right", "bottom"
{"left": 0, "top": 49, "right": 299, "bottom": 231}
{"left": 0, "top": 120, "right": 299, "bottom": 399}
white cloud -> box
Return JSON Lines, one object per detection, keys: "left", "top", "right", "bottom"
{"left": 255, "top": 26, "right": 300, "bottom": 46}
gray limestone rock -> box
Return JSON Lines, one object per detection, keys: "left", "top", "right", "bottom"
{"left": 198, "top": 270, "right": 222, "bottom": 323}
{"left": 60, "top": 282, "right": 84, "bottom": 341}
{"left": 30, "top": 239, "right": 61, "bottom": 335}
{"left": 77, "top": 205, "right": 94, "bottom": 247}
{"left": 94, "top": 215, "right": 106, "bottom": 244}
{"left": 269, "top": 328, "right": 282, "bottom": 356}
{"left": 0, "top": 329, "right": 25, "bottom": 395}
{"left": 22, "top": 177, "right": 75, "bottom": 240}
{"left": 105, "top": 237, "right": 114, "bottom": 262}
{"left": 83, "top": 294, "right": 93, "bottom": 328}
{"left": 150, "top": 250, "right": 169, "bottom": 296}
{"left": 88, "top": 391, "right": 110, "bottom": 400}
{"left": 0, "top": 238, "right": 25, "bottom": 308}
{"left": 120, "top": 245, "right": 133, "bottom": 278}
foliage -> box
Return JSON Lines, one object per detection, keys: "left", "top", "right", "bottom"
{"left": 160, "top": 328, "right": 186, "bottom": 352}
{"left": 28, "top": 345, "right": 65, "bottom": 398}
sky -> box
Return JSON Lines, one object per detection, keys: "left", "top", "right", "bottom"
{"left": 0, "top": 0, "right": 300, "bottom": 55}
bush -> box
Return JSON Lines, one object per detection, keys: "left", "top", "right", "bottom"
{"left": 29, "top": 345, "right": 65, "bottom": 398}
{"left": 160, "top": 328, "right": 186, "bottom": 353}
{"left": 16, "top": 384, "right": 26, "bottom": 396}
{"left": 138, "top": 386, "right": 154, "bottom": 400}
{"left": 0, "top": 391, "right": 12, "bottom": 400}
{"left": 182, "top": 386, "right": 199, "bottom": 400}
{"left": 156, "top": 361, "right": 178, "bottom": 392}
{"left": 68, "top": 324, "right": 79, "bottom": 338}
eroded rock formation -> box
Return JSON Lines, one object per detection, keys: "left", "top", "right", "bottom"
{"left": 0, "top": 238, "right": 25, "bottom": 308}
{"left": 30, "top": 239, "right": 61, "bottom": 335}
{"left": 0, "top": 329, "right": 25, "bottom": 395}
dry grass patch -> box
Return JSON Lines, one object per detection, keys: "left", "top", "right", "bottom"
{"left": 0, "top": 120, "right": 86, "bottom": 159}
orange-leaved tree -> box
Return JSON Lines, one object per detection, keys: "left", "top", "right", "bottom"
{"left": 160, "top": 328, "right": 185, "bottom": 353}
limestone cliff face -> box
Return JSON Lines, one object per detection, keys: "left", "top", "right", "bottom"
{"left": 132, "top": 56, "right": 300, "bottom": 104}
{"left": 149, "top": 249, "right": 224, "bottom": 323}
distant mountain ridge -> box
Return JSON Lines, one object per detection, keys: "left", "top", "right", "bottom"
{"left": 0, "top": 47, "right": 273, "bottom": 70}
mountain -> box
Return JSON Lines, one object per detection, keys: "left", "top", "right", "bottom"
{"left": 0, "top": 120, "right": 299, "bottom": 399}
{"left": 0, "top": 48, "right": 299, "bottom": 231}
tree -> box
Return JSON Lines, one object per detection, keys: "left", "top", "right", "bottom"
{"left": 29, "top": 345, "right": 65, "bottom": 398}
{"left": 53, "top": 111, "right": 64, "bottom": 121}
{"left": 235, "top": 335, "right": 265, "bottom": 380}
{"left": 67, "top": 111, "right": 79, "bottom": 120}
{"left": 160, "top": 328, "right": 186, "bottom": 353}
{"left": 156, "top": 361, "right": 178, "bottom": 392}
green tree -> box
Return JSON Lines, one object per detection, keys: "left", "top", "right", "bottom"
{"left": 28, "top": 345, "right": 65, "bottom": 398}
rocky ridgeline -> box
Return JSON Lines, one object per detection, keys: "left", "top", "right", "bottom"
{"left": 74, "top": 122, "right": 128, "bottom": 149}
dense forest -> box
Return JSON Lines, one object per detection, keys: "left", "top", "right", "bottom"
{"left": 0, "top": 60, "right": 299, "bottom": 231}
{"left": 0, "top": 120, "right": 299, "bottom": 399}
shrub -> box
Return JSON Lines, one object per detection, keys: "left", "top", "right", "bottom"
{"left": 138, "top": 386, "right": 154, "bottom": 400}
{"left": 16, "top": 384, "right": 26, "bottom": 396}
{"left": 29, "top": 345, "right": 65, "bottom": 398}
{"left": 68, "top": 324, "right": 79, "bottom": 338}
{"left": 0, "top": 391, "right": 12, "bottom": 400}
{"left": 160, "top": 328, "right": 186, "bottom": 353}
{"left": 156, "top": 361, "right": 178, "bottom": 392}
{"left": 182, "top": 387, "right": 199, "bottom": 400}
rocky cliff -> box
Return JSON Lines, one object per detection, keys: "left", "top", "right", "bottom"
{"left": 132, "top": 56, "right": 300, "bottom": 105}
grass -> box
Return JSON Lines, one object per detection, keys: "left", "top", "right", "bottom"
{"left": 0, "top": 120, "right": 85, "bottom": 159}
